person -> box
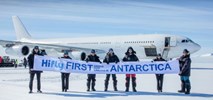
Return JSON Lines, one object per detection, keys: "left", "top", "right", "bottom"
{"left": 178, "top": 49, "right": 191, "bottom": 94}
{"left": 23, "top": 57, "right": 27, "bottom": 68}
{"left": 15, "top": 59, "right": 18, "bottom": 68}
{"left": 0, "top": 56, "right": 2, "bottom": 64}
{"left": 122, "top": 47, "right": 139, "bottom": 92}
{"left": 27, "top": 46, "right": 43, "bottom": 93}
{"left": 41, "top": 49, "right": 47, "bottom": 56}
{"left": 153, "top": 54, "right": 166, "bottom": 93}
{"left": 103, "top": 48, "right": 120, "bottom": 91}
{"left": 61, "top": 52, "right": 71, "bottom": 92}
{"left": 86, "top": 49, "right": 101, "bottom": 91}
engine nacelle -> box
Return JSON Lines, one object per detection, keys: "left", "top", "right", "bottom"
{"left": 70, "top": 51, "right": 86, "bottom": 60}
{"left": 5, "top": 45, "right": 30, "bottom": 56}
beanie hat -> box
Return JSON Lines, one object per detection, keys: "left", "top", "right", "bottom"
{"left": 91, "top": 49, "right": 96, "bottom": 53}
{"left": 34, "top": 46, "right": 39, "bottom": 49}
{"left": 183, "top": 49, "right": 189, "bottom": 53}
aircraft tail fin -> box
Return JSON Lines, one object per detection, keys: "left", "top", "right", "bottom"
{"left": 12, "top": 16, "right": 32, "bottom": 40}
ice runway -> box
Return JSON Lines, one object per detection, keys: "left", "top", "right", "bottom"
{"left": 0, "top": 62, "right": 213, "bottom": 100}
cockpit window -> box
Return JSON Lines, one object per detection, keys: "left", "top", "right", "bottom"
{"left": 181, "top": 38, "right": 194, "bottom": 43}
{"left": 187, "top": 39, "right": 194, "bottom": 43}
{"left": 181, "top": 40, "right": 186, "bottom": 43}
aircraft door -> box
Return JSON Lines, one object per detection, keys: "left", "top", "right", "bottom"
{"left": 165, "top": 37, "right": 177, "bottom": 47}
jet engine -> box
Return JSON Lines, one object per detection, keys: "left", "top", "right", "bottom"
{"left": 5, "top": 45, "right": 30, "bottom": 56}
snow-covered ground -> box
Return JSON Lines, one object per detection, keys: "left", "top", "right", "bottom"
{"left": 0, "top": 57, "right": 213, "bottom": 100}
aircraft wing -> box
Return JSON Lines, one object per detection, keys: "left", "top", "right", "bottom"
{"left": 0, "top": 40, "right": 106, "bottom": 54}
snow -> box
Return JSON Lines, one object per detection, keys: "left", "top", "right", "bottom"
{"left": 200, "top": 53, "right": 213, "bottom": 57}
{"left": 0, "top": 57, "right": 213, "bottom": 100}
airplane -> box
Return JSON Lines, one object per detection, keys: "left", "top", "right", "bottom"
{"left": 0, "top": 16, "right": 201, "bottom": 60}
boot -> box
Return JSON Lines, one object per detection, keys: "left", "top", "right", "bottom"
{"left": 158, "top": 90, "right": 162, "bottom": 93}
{"left": 185, "top": 88, "right": 190, "bottom": 94}
{"left": 185, "top": 82, "right": 191, "bottom": 94}
{"left": 132, "top": 77, "right": 137, "bottom": 92}
{"left": 87, "top": 80, "right": 90, "bottom": 91}
{"left": 37, "top": 90, "right": 42, "bottom": 93}
{"left": 29, "top": 90, "right": 33, "bottom": 93}
{"left": 125, "top": 77, "right": 130, "bottom": 92}
{"left": 113, "top": 80, "right": 118, "bottom": 91}
{"left": 104, "top": 80, "right": 109, "bottom": 91}
{"left": 125, "top": 88, "right": 129, "bottom": 92}
{"left": 92, "top": 81, "right": 96, "bottom": 91}
{"left": 178, "top": 81, "right": 185, "bottom": 93}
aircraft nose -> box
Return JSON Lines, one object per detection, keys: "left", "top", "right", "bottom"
{"left": 193, "top": 43, "right": 201, "bottom": 53}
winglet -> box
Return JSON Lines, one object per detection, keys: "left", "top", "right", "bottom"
{"left": 12, "top": 16, "right": 32, "bottom": 40}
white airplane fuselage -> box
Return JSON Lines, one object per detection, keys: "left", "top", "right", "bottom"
{"left": 23, "top": 34, "right": 201, "bottom": 59}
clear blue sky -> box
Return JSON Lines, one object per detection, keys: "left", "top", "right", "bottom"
{"left": 0, "top": 0, "right": 212, "bottom": 54}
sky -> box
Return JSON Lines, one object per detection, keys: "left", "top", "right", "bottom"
{"left": 0, "top": 0, "right": 212, "bottom": 55}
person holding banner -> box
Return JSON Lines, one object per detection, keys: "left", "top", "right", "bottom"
{"left": 27, "top": 46, "right": 43, "bottom": 93}
{"left": 86, "top": 49, "right": 102, "bottom": 91}
{"left": 61, "top": 52, "right": 72, "bottom": 92}
{"left": 103, "top": 48, "right": 120, "bottom": 91}
{"left": 178, "top": 49, "right": 191, "bottom": 94}
{"left": 153, "top": 54, "right": 166, "bottom": 93}
{"left": 123, "top": 47, "right": 139, "bottom": 92}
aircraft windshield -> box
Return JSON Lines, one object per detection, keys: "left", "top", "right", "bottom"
{"left": 181, "top": 38, "right": 194, "bottom": 43}
{"left": 187, "top": 38, "right": 194, "bottom": 43}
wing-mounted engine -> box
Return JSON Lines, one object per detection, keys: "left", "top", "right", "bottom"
{"left": 5, "top": 45, "right": 30, "bottom": 56}
{"left": 69, "top": 51, "right": 87, "bottom": 60}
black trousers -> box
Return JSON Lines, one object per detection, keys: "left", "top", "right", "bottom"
{"left": 87, "top": 74, "right": 96, "bottom": 89}
{"left": 29, "top": 72, "right": 41, "bottom": 91}
{"left": 155, "top": 74, "right": 164, "bottom": 91}
{"left": 105, "top": 74, "right": 117, "bottom": 82}
{"left": 105, "top": 74, "right": 117, "bottom": 89}
{"left": 24, "top": 64, "right": 27, "bottom": 68}
{"left": 125, "top": 77, "right": 136, "bottom": 89}
{"left": 61, "top": 73, "right": 70, "bottom": 91}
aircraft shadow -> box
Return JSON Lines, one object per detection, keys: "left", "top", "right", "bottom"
{"left": 43, "top": 90, "right": 213, "bottom": 98}
{"left": 191, "top": 68, "right": 213, "bottom": 70}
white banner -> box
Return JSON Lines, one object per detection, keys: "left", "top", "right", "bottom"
{"left": 33, "top": 55, "right": 180, "bottom": 74}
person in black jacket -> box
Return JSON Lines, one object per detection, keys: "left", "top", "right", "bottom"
{"left": 61, "top": 52, "right": 71, "bottom": 92}
{"left": 103, "top": 48, "right": 119, "bottom": 91}
{"left": 27, "top": 46, "right": 43, "bottom": 93}
{"left": 23, "top": 57, "right": 27, "bottom": 68}
{"left": 123, "top": 47, "right": 139, "bottom": 92}
{"left": 86, "top": 49, "right": 101, "bottom": 91}
{"left": 40, "top": 49, "right": 47, "bottom": 56}
{"left": 178, "top": 49, "right": 191, "bottom": 94}
{"left": 153, "top": 54, "right": 166, "bottom": 93}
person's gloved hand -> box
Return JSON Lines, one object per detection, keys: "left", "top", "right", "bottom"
{"left": 179, "top": 72, "right": 182, "bottom": 75}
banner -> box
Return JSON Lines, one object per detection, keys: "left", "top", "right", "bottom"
{"left": 33, "top": 55, "right": 180, "bottom": 74}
